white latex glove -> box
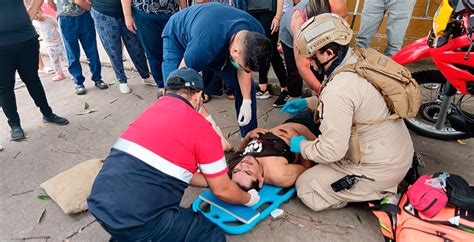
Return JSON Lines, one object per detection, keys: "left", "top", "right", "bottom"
{"left": 244, "top": 189, "right": 260, "bottom": 207}
{"left": 238, "top": 99, "right": 252, "bottom": 126}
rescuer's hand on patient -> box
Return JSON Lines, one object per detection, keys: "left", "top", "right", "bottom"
{"left": 280, "top": 98, "right": 307, "bottom": 115}
{"left": 238, "top": 99, "right": 252, "bottom": 126}
{"left": 244, "top": 189, "right": 260, "bottom": 207}
{"left": 290, "top": 135, "right": 307, "bottom": 153}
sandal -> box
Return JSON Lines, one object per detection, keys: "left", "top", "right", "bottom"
{"left": 38, "top": 66, "right": 54, "bottom": 74}
{"left": 52, "top": 74, "right": 66, "bottom": 81}
{"left": 202, "top": 92, "right": 212, "bottom": 103}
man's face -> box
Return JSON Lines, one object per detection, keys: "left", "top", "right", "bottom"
{"left": 310, "top": 50, "right": 332, "bottom": 72}
{"left": 230, "top": 54, "right": 252, "bottom": 73}
{"left": 229, "top": 34, "right": 252, "bottom": 73}
{"left": 231, "top": 156, "right": 262, "bottom": 189}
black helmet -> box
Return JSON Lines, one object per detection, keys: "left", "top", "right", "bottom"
{"left": 462, "top": 0, "right": 474, "bottom": 12}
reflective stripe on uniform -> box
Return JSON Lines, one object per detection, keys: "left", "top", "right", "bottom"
{"left": 197, "top": 156, "right": 227, "bottom": 176}
{"left": 113, "top": 138, "right": 194, "bottom": 183}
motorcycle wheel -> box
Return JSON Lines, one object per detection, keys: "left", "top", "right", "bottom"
{"left": 404, "top": 70, "right": 473, "bottom": 140}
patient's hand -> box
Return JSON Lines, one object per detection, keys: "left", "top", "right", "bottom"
{"left": 248, "top": 128, "right": 268, "bottom": 139}
{"left": 238, "top": 128, "right": 269, "bottom": 152}
{"left": 301, "top": 158, "right": 314, "bottom": 169}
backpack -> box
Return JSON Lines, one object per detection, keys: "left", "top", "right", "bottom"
{"left": 406, "top": 175, "right": 449, "bottom": 218}
{"left": 325, "top": 47, "right": 421, "bottom": 122}
{"left": 316, "top": 47, "right": 421, "bottom": 163}
{"left": 369, "top": 191, "right": 474, "bottom": 241}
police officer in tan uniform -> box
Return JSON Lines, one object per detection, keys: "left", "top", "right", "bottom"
{"left": 280, "top": 13, "right": 414, "bottom": 211}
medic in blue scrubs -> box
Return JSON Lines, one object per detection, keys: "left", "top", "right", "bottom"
{"left": 161, "top": 3, "right": 272, "bottom": 136}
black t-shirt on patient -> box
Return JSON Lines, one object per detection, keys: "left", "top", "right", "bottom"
{"left": 242, "top": 133, "right": 296, "bottom": 162}
{"left": 92, "top": 0, "right": 124, "bottom": 18}
{"left": 229, "top": 133, "right": 297, "bottom": 174}
{"left": 0, "top": 0, "right": 38, "bottom": 46}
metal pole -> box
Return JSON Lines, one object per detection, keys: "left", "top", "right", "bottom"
{"left": 350, "top": 0, "right": 361, "bottom": 29}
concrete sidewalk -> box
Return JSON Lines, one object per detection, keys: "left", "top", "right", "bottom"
{"left": 0, "top": 59, "right": 472, "bottom": 241}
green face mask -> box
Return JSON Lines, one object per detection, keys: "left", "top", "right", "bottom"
{"left": 230, "top": 59, "right": 245, "bottom": 72}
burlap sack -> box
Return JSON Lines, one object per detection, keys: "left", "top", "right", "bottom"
{"left": 40, "top": 159, "right": 103, "bottom": 214}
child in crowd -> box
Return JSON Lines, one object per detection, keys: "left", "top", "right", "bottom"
{"left": 33, "top": 9, "right": 66, "bottom": 81}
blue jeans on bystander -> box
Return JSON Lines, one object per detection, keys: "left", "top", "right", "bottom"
{"left": 133, "top": 9, "right": 172, "bottom": 88}
{"left": 58, "top": 12, "right": 102, "bottom": 86}
{"left": 91, "top": 9, "right": 150, "bottom": 84}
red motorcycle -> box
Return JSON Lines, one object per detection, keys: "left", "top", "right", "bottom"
{"left": 392, "top": 0, "right": 474, "bottom": 140}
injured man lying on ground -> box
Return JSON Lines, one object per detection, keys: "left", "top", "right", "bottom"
{"left": 229, "top": 110, "right": 319, "bottom": 191}
{"left": 190, "top": 110, "right": 319, "bottom": 189}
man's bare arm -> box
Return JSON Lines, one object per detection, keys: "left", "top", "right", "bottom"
{"left": 74, "top": 0, "right": 91, "bottom": 11}
{"left": 190, "top": 172, "right": 208, "bottom": 188}
{"left": 237, "top": 70, "right": 252, "bottom": 100}
{"left": 272, "top": 164, "right": 307, "bottom": 187}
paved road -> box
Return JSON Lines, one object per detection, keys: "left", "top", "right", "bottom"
{"left": 0, "top": 60, "right": 472, "bottom": 242}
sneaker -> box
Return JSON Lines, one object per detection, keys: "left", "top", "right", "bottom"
{"left": 273, "top": 90, "right": 290, "bottom": 107}
{"left": 43, "top": 114, "right": 69, "bottom": 125}
{"left": 10, "top": 126, "right": 25, "bottom": 141}
{"left": 225, "top": 89, "right": 235, "bottom": 100}
{"left": 119, "top": 83, "right": 131, "bottom": 94}
{"left": 142, "top": 76, "right": 157, "bottom": 86}
{"left": 52, "top": 74, "right": 66, "bottom": 81}
{"left": 256, "top": 86, "right": 271, "bottom": 99}
{"left": 94, "top": 80, "right": 109, "bottom": 90}
{"left": 75, "top": 85, "right": 87, "bottom": 95}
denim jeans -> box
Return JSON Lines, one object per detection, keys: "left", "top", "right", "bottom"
{"left": 356, "top": 0, "right": 416, "bottom": 56}
{"left": 58, "top": 12, "right": 102, "bottom": 85}
{"left": 0, "top": 38, "right": 53, "bottom": 127}
{"left": 91, "top": 9, "right": 150, "bottom": 84}
{"left": 161, "top": 31, "right": 183, "bottom": 86}
{"left": 99, "top": 206, "right": 226, "bottom": 242}
{"left": 133, "top": 9, "right": 172, "bottom": 88}
{"left": 162, "top": 34, "right": 258, "bottom": 137}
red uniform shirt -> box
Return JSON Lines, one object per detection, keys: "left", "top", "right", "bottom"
{"left": 88, "top": 94, "right": 227, "bottom": 229}
{"left": 118, "top": 94, "right": 227, "bottom": 181}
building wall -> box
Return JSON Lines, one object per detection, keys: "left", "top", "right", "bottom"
{"left": 347, "top": 0, "right": 441, "bottom": 51}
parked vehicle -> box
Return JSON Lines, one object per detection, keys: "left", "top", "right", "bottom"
{"left": 392, "top": 0, "right": 474, "bottom": 140}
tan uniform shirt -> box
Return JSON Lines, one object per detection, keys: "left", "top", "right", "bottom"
{"left": 300, "top": 48, "right": 414, "bottom": 194}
